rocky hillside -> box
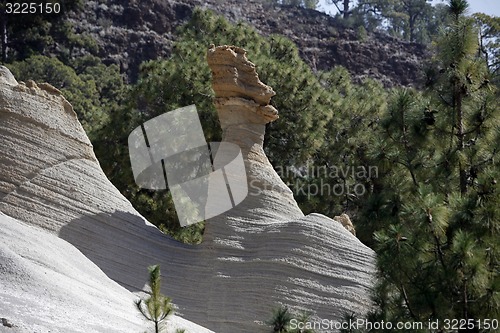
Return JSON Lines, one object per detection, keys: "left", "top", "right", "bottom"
{"left": 69, "top": 0, "right": 428, "bottom": 86}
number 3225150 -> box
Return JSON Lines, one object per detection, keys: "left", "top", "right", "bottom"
{"left": 5, "top": 2, "right": 61, "bottom": 14}
{"left": 443, "top": 319, "right": 499, "bottom": 330}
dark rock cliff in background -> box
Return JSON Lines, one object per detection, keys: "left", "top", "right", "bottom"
{"left": 69, "top": 0, "right": 428, "bottom": 86}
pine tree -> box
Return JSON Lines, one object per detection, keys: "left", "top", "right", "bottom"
{"left": 474, "top": 13, "right": 500, "bottom": 84}
{"left": 364, "top": 0, "right": 500, "bottom": 328}
{"left": 267, "top": 306, "right": 293, "bottom": 333}
{"left": 293, "top": 67, "right": 388, "bottom": 222}
{"left": 327, "top": 0, "right": 352, "bottom": 19}
{"left": 136, "top": 265, "right": 173, "bottom": 333}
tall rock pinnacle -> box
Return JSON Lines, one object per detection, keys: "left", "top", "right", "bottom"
{"left": 206, "top": 45, "right": 303, "bottom": 223}
{"left": 208, "top": 45, "right": 278, "bottom": 147}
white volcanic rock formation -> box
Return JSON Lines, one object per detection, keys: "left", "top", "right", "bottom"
{"left": 0, "top": 46, "right": 375, "bottom": 333}
{"left": 0, "top": 69, "right": 213, "bottom": 333}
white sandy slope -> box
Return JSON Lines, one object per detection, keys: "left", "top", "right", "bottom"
{"left": 0, "top": 212, "right": 213, "bottom": 333}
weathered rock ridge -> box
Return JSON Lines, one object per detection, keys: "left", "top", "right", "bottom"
{"left": 0, "top": 68, "right": 212, "bottom": 333}
{"left": 0, "top": 46, "right": 375, "bottom": 333}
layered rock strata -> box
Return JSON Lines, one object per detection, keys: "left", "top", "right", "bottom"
{"left": 0, "top": 46, "right": 375, "bottom": 333}
{"left": 0, "top": 69, "right": 212, "bottom": 333}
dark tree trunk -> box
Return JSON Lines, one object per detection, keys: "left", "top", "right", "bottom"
{"left": 343, "top": 0, "right": 350, "bottom": 18}
{"left": 409, "top": 15, "right": 416, "bottom": 42}
{"left": 1, "top": 10, "right": 7, "bottom": 63}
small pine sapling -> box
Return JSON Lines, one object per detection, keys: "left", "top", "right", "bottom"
{"left": 136, "top": 265, "right": 173, "bottom": 333}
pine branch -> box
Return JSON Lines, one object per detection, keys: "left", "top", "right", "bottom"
{"left": 400, "top": 284, "right": 418, "bottom": 320}
{"left": 438, "top": 93, "right": 453, "bottom": 107}
{"left": 428, "top": 210, "right": 448, "bottom": 272}
{"left": 329, "top": 0, "right": 342, "bottom": 13}
{"left": 135, "top": 300, "right": 153, "bottom": 321}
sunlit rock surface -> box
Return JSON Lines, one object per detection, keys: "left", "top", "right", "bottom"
{"left": 0, "top": 46, "right": 375, "bottom": 333}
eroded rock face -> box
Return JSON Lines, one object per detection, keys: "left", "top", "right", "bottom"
{"left": 205, "top": 45, "right": 302, "bottom": 225}
{"left": 333, "top": 213, "right": 356, "bottom": 236}
{"left": 208, "top": 45, "right": 276, "bottom": 106}
{"left": 0, "top": 50, "right": 375, "bottom": 333}
{"left": 0, "top": 67, "right": 213, "bottom": 333}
